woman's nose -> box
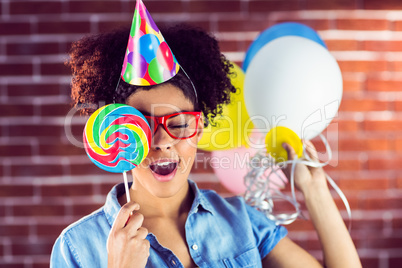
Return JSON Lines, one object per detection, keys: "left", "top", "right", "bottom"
{"left": 151, "top": 125, "right": 174, "bottom": 151}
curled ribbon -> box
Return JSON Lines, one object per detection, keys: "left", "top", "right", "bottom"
{"left": 244, "top": 134, "right": 352, "bottom": 231}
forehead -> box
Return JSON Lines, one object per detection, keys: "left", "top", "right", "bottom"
{"left": 125, "top": 84, "right": 195, "bottom": 116}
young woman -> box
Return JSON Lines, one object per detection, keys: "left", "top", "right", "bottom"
{"left": 51, "top": 24, "right": 361, "bottom": 268}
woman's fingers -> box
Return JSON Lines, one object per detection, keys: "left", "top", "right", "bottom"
{"left": 113, "top": 201, "right": 140, "bottom": 230}
{"left": 282, "top": 142, "right": 297, "bottom": 161}
{"left": 303, "top": 140, "right": 319, "bottom": 162}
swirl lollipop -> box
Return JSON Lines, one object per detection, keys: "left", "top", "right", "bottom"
{"left": 83, "top": 103, "right": 151, "bottom": 173}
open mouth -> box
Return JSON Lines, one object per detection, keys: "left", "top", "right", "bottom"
{"left": 149, "top": 161, "right": 178, "bottom": 176}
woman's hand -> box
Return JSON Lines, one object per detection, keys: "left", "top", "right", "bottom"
{"left": 107, "top": 201, "right": 150, "bottom": 268}
{"left": 282, "top": 140, "right": 362, "bottom": 268}
{"left": 282, "top": 140, "right": 328, "bottom": 197}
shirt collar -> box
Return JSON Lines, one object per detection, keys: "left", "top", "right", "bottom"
{"left": 188, "top": 179, "right": 215, "bottom": 215}
{"left": 103, "top": 180, "right": 215, "bottom": 227}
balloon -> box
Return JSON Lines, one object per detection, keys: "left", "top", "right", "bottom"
{"left": 243, "top": 22, "right": 327, "bottom": 72}
{"left": 211, "top": 146, "right": 287, "bottom": 195}
{"left": 265, "top": 126, "right": 303, "bottom": 162}
{"left": 198, "top": 63, "right": 253, "bottom": 151}
{"left": 244, "top": 36, "right": 342, "bottom": 141}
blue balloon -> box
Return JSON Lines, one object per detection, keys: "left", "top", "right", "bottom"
{"left": 243, "top": 22, "right": 327, "bottom": 71}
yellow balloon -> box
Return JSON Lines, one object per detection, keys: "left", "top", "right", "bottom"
{"left": 198, "top": 63, "right": 254, "bottom": 151}
{"left": 265, "top": 126, "right": 303, "bottom": 162}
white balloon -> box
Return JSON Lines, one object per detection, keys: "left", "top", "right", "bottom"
{"left": 244, "top": 36, "right": 342, "bottom": 140}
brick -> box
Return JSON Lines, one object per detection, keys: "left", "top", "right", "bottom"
{"left": 40, "top": 63, "right": 70, "bottom": 76}
{"left": 72, "top": 203, "right": 102, "bottom": 216}
{"left": 339, "top": 99, "right": 390, "bottom": 112}
{"left": 338, "top": 60, "right": 387, "bottom": 73}
{"left": 343, "top": 77, "right": 364, "bottom": 92}
{"left": 360, "top": 257, "right": 379, "bottom": 268}
{"left": 0, "top": 205, "right": 6, "bottom": 217}
{"left": 188, "top": 1, "right": 241, "bottom": 13}
{"left": 100, "top": 182, "right": 119, "bottom": 195}
{"left": 339, "top": 138, "right": 391, "bottom": 151}
{"left": 305, "top": 0, "right": 357, "bottom": 9}
{"left": 7, "top": 84, "right": 62, "bottom": 97}
{"left": 352, "top": 218, "right": 383, "bottom": 231}
{"left": 219, "top": 40, "right": 246, "bottom": 52}
{"left": 13, "top": 204, "right": 65, "bottom": 217}
{"left": 33, "top": 261, "right": 50, "bottom": 268}
{"left": 363, "top": 235, "right": 402, "bottom": 249}
{"left": 218, "top": 18, "right": 271, "bottom": 32}
{"left": 389, "top": 258, "right": 402, "bottom": 267}
{"left": 0, "top": 104, "right": 35, "bottom": 117}
{"left": 68, "top": 1, "right": 122, "bottom": 13}
{"left": 40, "top": 184, "right": 93, "bottom": 197}
{"left": 389, "top": 61, "right": 402, "bottom": 72}
{"left": 363, "top": 120, "right": 402, "bottom": 131}
{"left": 128, "top": 0, "right": 184, "bottom": 13}
{"left": 0, "top": 63, "right": 33, "bottom": 76}
{"left": 286, "top": 218, "right": 315, "bottom": 232}
{"left": 325, "top": 158, "right": 363, "bottom": 172}
{"left": 367, "top": 157, "right": 402, "bottom": 170}
{"left": 0, "top": 185, "right": 34, "bottom": 197}
{"left": 0, "top": 22, "right": 31, "bottom": 35}
{"left": 360, "top": 195, "right": 402, "bottom": 211}
{"left": 274, "top": 19, "right": 330, "bottom": 31}
{"left": 337, "top": 120, "right": 360, "bottom": 131}
{"left": 0, "top": 224, "right": 30, "bottom": 237}
{"left": 363, "top": 0, "right": 402, "bottom": 9}
{"left": 8, "top": 125, "right": 63, "bottom": 138}
{"left": 395, "top": 20, "right": 402, "bottom": 31}
{"left": 38, "top": 143, "right": 83, "bottom": 156}
{"left": 69, "top": 163, "right": 107, "bottom": 176}
{"left": 249, "top": 0, "right": 302, "bottom": 12}
{"left": 395, "top": 138, "right": 402, "bottom": 151}
{"left": 338, "top": 177, "right": 391, "bottom": 191}
{"left": 333, "top": 195, "right": 359, "bottom": 210}
{"left": 36, "top": 223, "right": 66, "bottom": 237}
{"left": 336, "top": 19, "right": 389, "bottom": 31}
{"left": 37, "top": 21, "right": 91, "bottom": 34}
{"left": 11, "top": 164, "right": 64, "bottom": 177}
{"left": 39, "top": 103, "right": 72, "bottom": 117}
{"left": 12, "top": 241, "right": 53, "bottom": 256}
{"left": 325, "top": 39, "right": 360, "bottom": 51}
{"left": 366, "top": 77, "right": 402, "bottom": 91}
{"left": 362, "top": 40, "right": 402, "bottom": 52}
{"left": 10, "top": 1, "right": 62, "bottom": 14}
{"left": 0, "top": 144, "right": 32, "bottom": 157}
{"left": 7, "top": 42, "right": 60, "bottom": 56}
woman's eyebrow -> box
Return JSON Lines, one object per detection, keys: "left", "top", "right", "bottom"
{"left": 141, "top": 110, "right": 193, "bottom": 117}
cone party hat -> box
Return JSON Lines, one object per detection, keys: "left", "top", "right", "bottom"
{"left": 121, "top": 0, "right": 180, "bottom": 86}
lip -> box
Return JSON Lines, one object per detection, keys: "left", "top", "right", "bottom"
{"left": 149, "top": 158, "right": 179, "bottom": 182}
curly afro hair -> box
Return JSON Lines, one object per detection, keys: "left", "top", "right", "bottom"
{"left": 67, "top": 23, "right": 236, "bottom": 126}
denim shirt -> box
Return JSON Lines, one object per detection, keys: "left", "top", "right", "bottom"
{"left": 50, "top": 180, "right": 287, "bottom": 267}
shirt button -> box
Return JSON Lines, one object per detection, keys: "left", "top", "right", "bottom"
{"left": 171, "top": 259, "right": 176, "bottom": 266}
{"left": 192, "top": 244, "right": 198, "bottom": 250}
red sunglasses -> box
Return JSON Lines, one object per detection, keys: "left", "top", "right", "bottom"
{"left": 144, "top": 111, "right": 202, "bottom": 140}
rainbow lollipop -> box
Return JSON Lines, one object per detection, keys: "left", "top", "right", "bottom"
{"left": 83, "top": 103, "right": 151, "bottom": 173}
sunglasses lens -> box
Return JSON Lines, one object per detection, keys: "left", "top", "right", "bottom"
{"left": 166, "top": 113, "right": 198, "bottom": 138}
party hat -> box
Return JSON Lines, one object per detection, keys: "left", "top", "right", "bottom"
{"left": 121, "top": 0, "right": 180, "bottom": 86}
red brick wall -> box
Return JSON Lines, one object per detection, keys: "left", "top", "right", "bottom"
{"left": 1, "top": 0, "right": 402, "bottom": 267}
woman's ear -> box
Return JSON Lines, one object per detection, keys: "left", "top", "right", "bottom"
{"left": 196, "top": 116, "right": 204, "bottom": 143}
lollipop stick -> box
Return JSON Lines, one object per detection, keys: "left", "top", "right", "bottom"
{"left": 123, "top": 171, "right": 131, "bottom": 203}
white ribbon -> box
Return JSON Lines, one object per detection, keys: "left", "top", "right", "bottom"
{"left": 244, "top": 134, "right": 352, "bottom": 231}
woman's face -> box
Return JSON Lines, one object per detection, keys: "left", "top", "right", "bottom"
{"left": 126, "top": 84, "right": 203, "bottom": 198}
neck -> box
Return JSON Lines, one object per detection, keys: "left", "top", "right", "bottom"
{"left": 126, "top": 179, "right": 194, "bottom": 219}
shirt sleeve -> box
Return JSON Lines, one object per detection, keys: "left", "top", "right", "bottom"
{"left": 245, "top": 203, "right": 288, "bottom": 259}
{"left": 50, "top": 234, "right": 82, "bottom": 268}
